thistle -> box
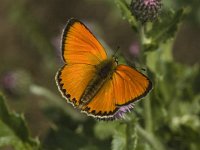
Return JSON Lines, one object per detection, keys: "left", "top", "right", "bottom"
{"left": 130, "top": 0, "right": 162, "bottom": 23}
{"left": 0, "top": 70, "right": 32, "bottom": 96}
{"left": 113, "top": 103, "right": 135, "bottom": 119}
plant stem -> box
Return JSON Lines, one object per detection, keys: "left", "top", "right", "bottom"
{"left": 144, "top": 96, "right": 153, "bottom": 132}
{"left": 139, "top": 25, "right": 153, "bottom": 132}
{"left": 29, "top": 84, "right": 85, "bottom": 121}
{"left": 136, "top": 125, "right": 165, "bottom": 150}
{"left": 139, "top": 25, "right": 147, "bottom": 64}
{"left": 115, "top": 0, "right": 138, "bottom": 31}
{"left": 126, "top": 119, "right": 137, "bottom": 150}
{"left": 139, "top": 24, "right": 153, "bottom": 150}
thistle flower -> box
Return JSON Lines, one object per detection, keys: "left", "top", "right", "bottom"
{"left": 113, "top": 103, "right": 134, "bottom": 119}
{"left": 0, "top": 70, "right": 32, "bottom": 96}
{"left": 129, "top": 41, "right": 140, "bottom": 57}
{"left": 130, "top": 0, "right": 162, "bottom": 23}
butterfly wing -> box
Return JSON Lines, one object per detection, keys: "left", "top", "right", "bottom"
{"left": 113, "top": 65, "right": 152, "bottom": 106}
{"left": 81, "top": 65, "right": 152, "bottom": 119}
{"left": 62, "top": 18, "right": 107, "bottom": 65}
{"left": 56, "top": 18, "right": 152, "bottom": 119}
{"left": 56, "top": 18, "right": 107, "bottom": 106}
{"left": 56, "top": 64, "right": 96, "bottom": 106}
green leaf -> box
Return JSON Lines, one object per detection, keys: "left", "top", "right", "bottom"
{"left": 0, "top": 93, "right": 40, "bottom": 150}
{"left": 94, "top": 122, "right": 116, "bottom": 140}
{"left": 112, "top": 124, "right": 126, "bottom": 150}
{"left": 147, "top": 8, "right": 186, "bottom": 44}
{"left": 43, "top": 106, "right": 111, "bottom": 150}
{"left": 136, "top": 125, "right": 165, "bottom": 150}
{"left": 126, "top": 121, "right": 138, "bottom": 150}
{"left": 115, "top": 0, "right": 138, "bottom": 32}
{"left": 143, "top": 43, "right": 159, "bottom": 52}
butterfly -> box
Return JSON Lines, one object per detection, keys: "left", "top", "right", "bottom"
{"left": 55, "top": 18, "right": 152, "bottom": 120}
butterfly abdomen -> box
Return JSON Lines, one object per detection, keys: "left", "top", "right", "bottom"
{"left": 79, "top": 58, "right": 116, "bottom": 107}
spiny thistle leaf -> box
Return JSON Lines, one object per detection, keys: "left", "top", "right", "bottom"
{"left": 0, "top": 93, "right": 40, "bottom": 150}
{"left": 115, "top": 0, "right": 138, "bottom": 31}
{"left": 94, "top": 122, "right": 116, "bottom": 140}
{"left": 126, "top": 121, "right": 138, "bottom": 150}
{"left": 143, "top": 8, "right": 186, "bottom": 52}
{"left": 147, "top": 8, "right": 186, "bottom": 44}
{"left": 111, "top": 124, "right": 126, "bottom": 150}
{"left": 112, "top": 132, "right": 126, "bottom": 150}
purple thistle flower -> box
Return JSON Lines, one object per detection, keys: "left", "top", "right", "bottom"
{"left": 113, "top": 103, "right": 135, "bottom": 119}
{"left": 0, "top": 70, "right": 32, "bottom": 96}
{"left": 129, "top": 41, "right": 140, "bottom": 57}
{"left": 130, "top": 0, "right": 162, "bottom": 23}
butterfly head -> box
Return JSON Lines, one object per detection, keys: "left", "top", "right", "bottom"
{"left": 112, "top": 56, "right": 119, "bottom": 65}
{"left": 112, "top": 46, "right": 120, "bottom": 65}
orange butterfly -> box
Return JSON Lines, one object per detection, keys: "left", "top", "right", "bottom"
{"left": 55, "top": 18, "right": 152, "bottom": 120}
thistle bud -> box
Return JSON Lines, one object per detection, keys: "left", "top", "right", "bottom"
{"left": 0, "top": 70, "right": 32, "bottom": 97}
{"left": 131, "top": 0, "right": 162, "bottom": 23}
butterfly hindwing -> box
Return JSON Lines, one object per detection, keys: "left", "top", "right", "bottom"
{"left": 113, "top": 65, "right": 152, "bottom": 106}
{"left": 81, "top": 65, "right": 152, "bottom": 119}
{"left": 56, "top": 64, "right": 96, "bottom": 106}
{"left": 81, "top": 77, "right": 117, "bottom": 119}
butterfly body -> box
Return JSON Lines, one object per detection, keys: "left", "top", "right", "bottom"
{"left": 79, "top": 58, "right": 117, "bottom": 108}
{"left": 56, "top": 18, "right": 152, "bottom": 120}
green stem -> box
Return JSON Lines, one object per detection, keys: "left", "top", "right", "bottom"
{"left": 29, "top": 84, "right": 85, "bottom": 121}
{"left": 139, "top": 25, "right": 147, "bottom": 64}
{"left": 126, "top": 119, "right": 137, "bottom": 150}
{"left": 136, "top": 125, "right": 165, "bottom": 150}
{"left": 139, "top": 24, "right": 153, "bottom": 150}
{"left": 115, "top": 0, "right": 138, "bottom": 32}
{"left": 144, "top": 96, "right": 153, "bottom": 133}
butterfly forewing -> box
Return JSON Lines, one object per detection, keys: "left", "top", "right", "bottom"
{"left": 56, "top": 19, "right": 108, "bottom": 107}
{"left": 62, "top": 19, "right": 107, "bottom": 65}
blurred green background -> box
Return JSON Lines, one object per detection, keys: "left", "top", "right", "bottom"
{"left": 0, "top": 0, "right": 200, "bottom": 150}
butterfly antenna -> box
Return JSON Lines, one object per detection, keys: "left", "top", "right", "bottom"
{"left": 113, "top": 46, "right": 120, "bottom": 57}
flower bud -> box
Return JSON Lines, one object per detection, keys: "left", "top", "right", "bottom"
{"left": 0, "top": 70, "right": 32, "bottom": 97}
{"left": 131, "top": 0, "right": 162, "bottom": 23}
